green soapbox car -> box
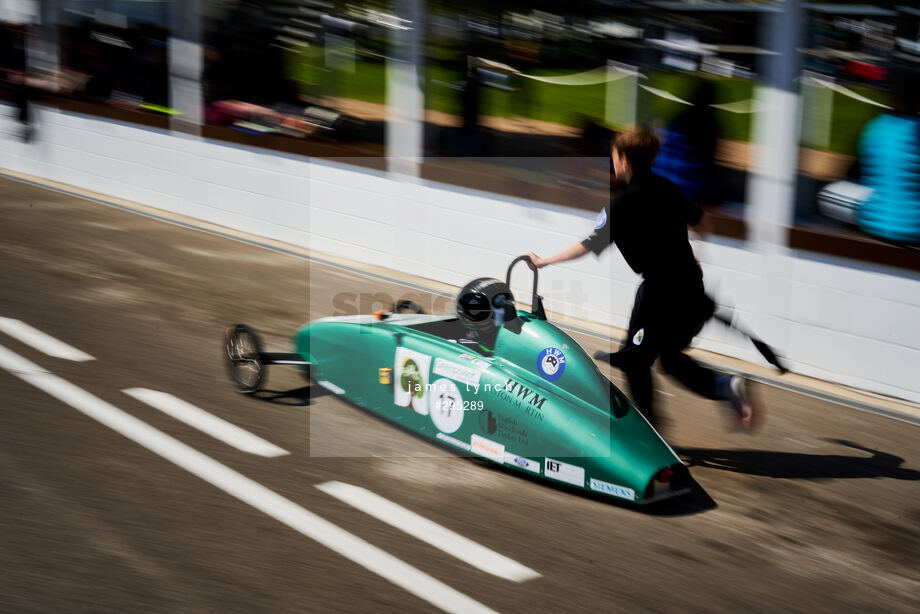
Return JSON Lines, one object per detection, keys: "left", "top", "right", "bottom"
{"left": 224, "top": 256, "right": 691, "bottom": 504}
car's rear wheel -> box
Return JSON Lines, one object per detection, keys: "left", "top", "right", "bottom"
{"left": 224, "top": 324, "right": 265, "bottom": 394}
{"left": 395, "top": 299, "right": 423, "bottom": 314}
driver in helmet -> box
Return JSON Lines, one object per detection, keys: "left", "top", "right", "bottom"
{"left": 455, "top": 277, "right": 518, "bottom": 354}
{"left": 526, "top": 128, "right": 761, "bottom": 431}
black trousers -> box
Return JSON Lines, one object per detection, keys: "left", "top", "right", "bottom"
{"left": 606, "top": 278, "right": 719, "bottom": 425}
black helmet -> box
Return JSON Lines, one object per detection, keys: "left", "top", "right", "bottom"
{"left": 456, "top": 278, "right": 516, "bottom": 332}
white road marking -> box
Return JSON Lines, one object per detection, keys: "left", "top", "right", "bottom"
{"left": 0, "top": 345, "right": 498, "bottom": 614}
{"left": 316, "top": 481, "right": 541, "bottom": 583}
{"left": 0, "top": 317, "right": 94, "bottom": 361}
{"left": 123, "top": 388, "right": 288, "bottom": 458}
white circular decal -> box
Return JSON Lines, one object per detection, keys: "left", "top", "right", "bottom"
{"left": 632, "top": 328, "right": 645, "bottom": 346}
{"left": 536, "top": 347, "right": 566, "bottom": 382}
{"left": 542, "top": 355, "right": 560, "bottom": 375}
{"left": 429, "top": 378, "right": 464, "bottom": 434}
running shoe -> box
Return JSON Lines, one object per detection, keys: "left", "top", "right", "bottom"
{"left": 726, "top": 375, "right": 763, "bottom": 431}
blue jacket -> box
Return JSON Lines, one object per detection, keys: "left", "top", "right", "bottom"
{"left": 857, "top": 113, "right": 920, "bottom": 244}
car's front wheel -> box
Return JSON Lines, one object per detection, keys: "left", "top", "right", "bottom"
{"left": 224, "top": 324, "right": 264, "bottom": 394}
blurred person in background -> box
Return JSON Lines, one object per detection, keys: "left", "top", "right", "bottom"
{"left": 506, "top": 32, "right": 539, "bottom": 127}
{"left": 527, "top": 128, "right": 760, "bottom": 432}
{"left": 652, "top": 80, "right": 719, "bottom": 206}
{"left": 63, "top": 19, "right": 128, "bottom": 102}
{"left": 111, "top": 23, "right": 168, "bottom": 109}
{"left": 459, "top": 30, "right": 485, "bottom": 156}
{"left": 855, "top": 65, "right": 920, "bottom": 246}
{"left": 203, "top": 0, "right": 300, "bottom": 128}
{"left": 0, "top": 22, "right": 32, "bottom": 141}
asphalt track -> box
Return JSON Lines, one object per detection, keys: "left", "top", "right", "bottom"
{"left": 1, "top": 175, "right": 919, "bottom": 613}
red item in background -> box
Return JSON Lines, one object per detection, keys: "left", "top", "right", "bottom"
{"left": 845, "top": 60, "right": 887, "bottom": 82}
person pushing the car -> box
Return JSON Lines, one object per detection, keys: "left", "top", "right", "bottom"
{"left": 527, "top": 127, "right": 761, "bottom": 431}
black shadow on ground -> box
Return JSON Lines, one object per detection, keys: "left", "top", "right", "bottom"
{"left": 676, "top": 439, "right": 920, "bottom": 481}
{"left": 642, "top": 477, "right": 718, "bottom": 516}
{"left": 253, "top": 386, "right": 330, "bottom": 407}
{"left": 472, "top": 458, "right": 717, "bottom": 516}
{"left": 290, "top": 391, "right": 717, "bottom": 515}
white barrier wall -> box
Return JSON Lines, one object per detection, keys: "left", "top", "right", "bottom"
{"left": 2, "top": 104, "right": 920, "bottom": 404}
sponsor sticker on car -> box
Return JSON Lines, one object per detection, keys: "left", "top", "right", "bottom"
{"left": 480, "top": 411, "right": 529, "bottom": 446}
{"left": 394, "top": 347, "right": 431, "bottom": 415}
{"left": 437, "top": 432, "right": 471, "bottom": 451}
{"left": 457, "top": 353, "right": 492, "bottom": 371}
{"left": 504, "top": 452, "right": 540, "bottom": 473}
{"left": 433, "top": 357, "right": 481, "bottom": 388}
{"left": 544, "top": 458, "right": 585, "bottom": 487}
{"left": 589, "top": 478, "right": 636, "bottom": 501}
{"left": 471, "top": 434, "right": 505, "bottom": 464}
{"left": 536, "top": 347, "right": 566, "bottom": 382}
{"left": 493, "top": 378, "right": 548, "bottom": 422}
{"left": 429, "top": 378, "right": 465, "bottom": 434}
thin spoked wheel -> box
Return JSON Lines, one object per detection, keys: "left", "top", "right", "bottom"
{"left": 224, "top": 324, "right": 265, "bottom": 394}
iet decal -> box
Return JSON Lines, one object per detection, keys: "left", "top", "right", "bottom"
{"left": 544, "top": 458, "right": 585, "bottom": 487}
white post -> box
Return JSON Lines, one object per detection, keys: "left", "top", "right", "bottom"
{"left": 746, "top": 86, "right": 799, "bottom": 248}
{"left": 741, "top": 0, "right": 803, "bottom": 362}
{"left": 745, "top": 0, "right": 802, "bottom": 251}
{"left": 386, "top": 0, "right": 423, "bottom": 178}
{"left": 169, "top": 0, "right": 203, "bottom": 134}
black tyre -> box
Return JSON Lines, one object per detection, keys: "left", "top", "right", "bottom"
{"left": 395, "top": 299, "right": 423, "bottom": 314}
{"left": 224, "top": 324, "right": 265, "bottom": 394}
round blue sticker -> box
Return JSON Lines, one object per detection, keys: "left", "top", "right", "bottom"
{"left": 537, "top": 347, "right": 566, "bottom": 382}
{"left": 594, "top": 208, "right": 607, "bottom": 229}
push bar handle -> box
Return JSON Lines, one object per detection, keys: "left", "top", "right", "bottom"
{"left": 506, "top": 255, "right": 538, "bottom": 300}
{"left": 506, "top": 255, "right": 545, "bottom": 319}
